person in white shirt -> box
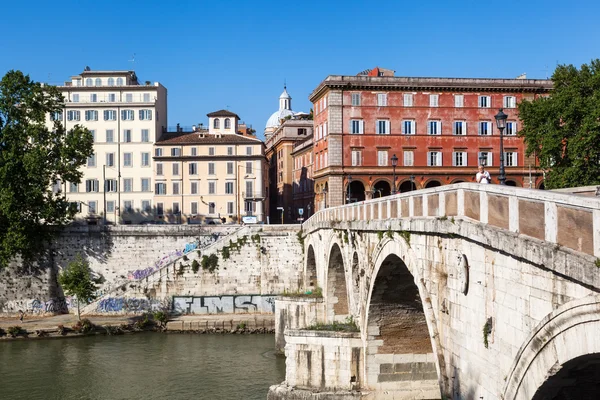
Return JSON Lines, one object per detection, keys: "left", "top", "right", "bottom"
{"left": 476, "top": 165, "right": 491, "bottom": 184}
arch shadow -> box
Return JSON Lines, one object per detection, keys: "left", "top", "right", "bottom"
{"left": 326, "top": 242, "right": 349, "bottom": 322}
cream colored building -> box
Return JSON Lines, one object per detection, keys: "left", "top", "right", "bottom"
{"left": 48, "top": 68, "right": 168, "bottom": 224}
{"left": 153, "top": 110, "right": 266, "bottom": 224}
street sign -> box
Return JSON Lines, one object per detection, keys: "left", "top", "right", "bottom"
{"left": 242, "top": 216, "right": 258, "bottom": 224}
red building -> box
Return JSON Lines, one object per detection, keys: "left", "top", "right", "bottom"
{"left": 309, "top": 67, "right": 553, "bottom": 210}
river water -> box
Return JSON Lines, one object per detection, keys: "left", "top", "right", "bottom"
{"left": 0, "top": 333, "right": 285, "bottom": 400}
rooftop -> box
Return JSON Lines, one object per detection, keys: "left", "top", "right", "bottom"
{"left": 207, "top": 109, "right": 240, "bottom": 119}
{"left": 156, "top": 132, "right": 263, "bottom": 146}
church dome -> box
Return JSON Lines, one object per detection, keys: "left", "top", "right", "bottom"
{"left": 265, "top": 86, "right": 294, "bottom": 131}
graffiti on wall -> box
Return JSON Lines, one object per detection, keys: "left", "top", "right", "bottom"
{"left": 96, "top": 297, "right": 171, "bottom": 313}
{"left": 172, "top": 295, "right": 276, "bottom": 315}
{"left": 1, "top": 297, "right": 76, "bottom": 314}
{"left": 126, "top": 239, "right": 203, "bottom": 281}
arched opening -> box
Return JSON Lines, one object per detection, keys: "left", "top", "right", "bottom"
{"left": 532, "top": 354, "right": 600, "bottom": 399}
{"left": 373, "top": 180, "right": 391, "bottom": 198}
{"left": 425, "top": 180, "right": 442, "bottom": 188}
{"left": 505, "top": 180, "right": 517, "bottom": 186}
{"left": 116, "top": 77, "right": 123, "bottom": 85}
{"left": 224, "top": 118, "right": 231, "bottom": 129}
{"left": 95, "top": 78, "right": 102, "bottom": 86}
{"left": 452, "top": 180, "right": 465, "bottom": 184}
{"left": 213, "top": 118, "right": 220, "bottom": 129}
{"left": 326, "top": 243, "right": 348, "bottom": 321}
{"left": 347, "top": 180, "right": 366, "bottom": 203}
{"left": 351, "top": 251, "right": 360, "bottom": 297}
{"left": 305, "top": 245, "right": 317, "bottom": 290}
{"left": 85, "top": 78, "right": 93, "bottom": 86}
{"left": 399, "top": 180, "right": 416, "bottom": 193}
{"left": 367, "top": 253, "right": 437, "bottom": 390}
{"left": 539, "top": 183, "right": 546, "bottom": 190}
{"left": 107, "top": 77, "right": 115, "bottom": 86}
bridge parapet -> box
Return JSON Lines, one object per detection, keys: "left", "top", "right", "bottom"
{"left": 303, "top": 183, "right": 600, "bottom": 258}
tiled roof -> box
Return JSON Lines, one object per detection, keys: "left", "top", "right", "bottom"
{"left": 206, "top": 109, "right": 240, "bottom": 118}
{"left": 156, "top": 132, "right": 263, "bottom": 145}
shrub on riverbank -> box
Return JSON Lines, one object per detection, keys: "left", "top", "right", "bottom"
{"left": 72, "top": 318, "right": 94, "bottom": 333}
{"left": 7, "top": 326, "right": 24, "bottom": 337}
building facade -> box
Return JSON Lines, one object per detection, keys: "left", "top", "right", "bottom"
{"left": 154, "top": 110, "right": 267, "bottom": 224}
{"left": 48, "top": 68, "right": 168, "bottom": 223}
{"left": 291, "top": 133, "right": 314, "bottom": 222}
{"left": 308, "top": 68, "right": 553, "bottom": 210}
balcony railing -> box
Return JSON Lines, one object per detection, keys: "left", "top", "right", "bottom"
{"left": 65, "top": 94, "right": 157, "bottom": 104}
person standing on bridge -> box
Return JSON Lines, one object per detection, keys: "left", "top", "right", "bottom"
{"left": 476, "top": 165, "right": 491, "bottom": 184}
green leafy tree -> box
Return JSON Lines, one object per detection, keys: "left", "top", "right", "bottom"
{"left": 0, "top": 70, "right": 93, "bottom": 268}
{"left": 58, "top": 255, "right": 98, "bottom": 320}
{"left": 518, "top": 60, "right": 600, "bottom": 189}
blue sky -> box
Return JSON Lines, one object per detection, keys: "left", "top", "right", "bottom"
{"left": 2, "top": 0, "right": 599, "bottom": 139}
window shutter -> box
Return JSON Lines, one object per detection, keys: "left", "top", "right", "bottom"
{"left": 411, "top": 121, "right": 416, "bottom": 134}
{"left": 438, "top": 121, "right": 442, "bottom": 135}
{"left": 427, "top": 122, "right": 431, "bottom": 135}
{"left": 452, "top": 152, "right": 457, "bottom": 167}
{"left": 453, "top": 122, "right": 457, "bottom": 135}
{"left": 464, "top": 122, "right": 467, "bottom": 135}
{"left": 488, "top": 153, "right": 493, "bottom": 166}
{"left": 513, "top": 152, "right": 518, "bottom": 166}
{"left": 401, "top": 121, "right": 406, "bottom": 134}
{"left": 437, "top": 152, "right": 442, "bottom": 166}
{"left": 462, "top": 152, "right": 467, "bottom": 166}
{"left": 360, "top": 120, "right": 364, "bottom": 134}
{"left": 386, "top": 121, "right": 390, "bottom": 134}
{"left": 478, "top": 123, "right": 482, "bottom": 135}
{"left": 427, "top": 152, "right": 431, "bottom": 166}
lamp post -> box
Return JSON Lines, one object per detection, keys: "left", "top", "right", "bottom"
{"left": 322, "top": 186, "right": 328, "bottom": 209}
{"left": 479, "top": 153, "right": 486, "bottom": 167}
{"left": 391, "top": 154, "right": 398, "bottom": 194}
{"left": 410, "top": 174, "right": 415, "bottom": 191}
{"left": 495, "top": 108, "right": 508, "bottom": 185}
{"left": 347, "top": 175, "right": 352, "bottom": 204}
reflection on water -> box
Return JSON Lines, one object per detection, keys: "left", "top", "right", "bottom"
{"left": 0, "top": 333, "right": 285, "bottom": 400}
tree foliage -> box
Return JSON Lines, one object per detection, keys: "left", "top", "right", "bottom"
{"left": 58, "top": 255, "right": 98, "bottom": 320}
{"left": 0, "top": 70, "right": 93, "bottom": 267}
{"left": 518, "top": 60, "right": 600, "bottom": 189}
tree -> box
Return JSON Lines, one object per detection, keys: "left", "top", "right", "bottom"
{"left": 0, "top": 70, "right": 93, "bottom": 268}
{"left": 58, "top": 255, "right": 98, "bottom": 320}
{"left": 518, "top": 60, "right": 600, "bottom": 189}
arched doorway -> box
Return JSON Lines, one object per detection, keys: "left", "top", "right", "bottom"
{"left": 539, "top": 183, "right": 546, "bottom": 190}
{"left": 373, "top": 180, "right": 391, "bottom": 198}
{"left": 505, "top": 180, "right": 517, "bottom": 186}
{"left": 425, "top": 180, "right": 441, "bottom": 188}
{"left": 532, "top": 354, "right": 600, "bottom": 399}
{"left": 326, "top": 243, "right": 349, "bottom": 321}
{"left": 347, "top": 180, "right": 366, "bottom": 203}
{"left": 399, "top": 180, "right": 416, "bottom": 193}
{"left": 366, "top": 253, "right": 437, "bottom": 392}
{"left": 305, "top": 245, "right": 317, "bottom": 290}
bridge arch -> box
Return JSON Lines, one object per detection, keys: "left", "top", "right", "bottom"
{"left": 503, "top": 295, "right": 600, "bottom": 400}
{"left": 304, "top": 244, "right": 317, "bottom": 290}
{"left": 325, "top": 241, "right": 350, "bottom": 322}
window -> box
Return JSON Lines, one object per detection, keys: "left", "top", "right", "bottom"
{"left": 189, "top": 163, "right": 197, "bottom": 175}
{"left": 142, "top": 130, "right": 150, "bottom": 144}
{"left": 51, "top": 111, "right": 63, "bottom": 121}
{"left": 141, "top": 152, "right": 150, "bottom": 167}
{"left": 106, "top": 201, "right": 115, "bottom": 213}
{"left": 350, "top": 120, "right": 364, "bottom": 134}
{"left": 376, "top": 120, "right": 390, "bottom": 134}
{"left": 298, "top": 128, "right": 307, "bottom": 135}
{"left": 108, "top": 78, "right": 115, "bottom": 86}
{"left": 104, "top": 110, "right": 116, "bottom": 121}
{"left": 246, "top": 146, "right": 252, "bottom": 155}
{"left": 208, "top": 163, "right": 215, "bottom": 175}
{"left": 87, "top": 153, "right": 96, "bottom": 167}
{"left": 209, "top": 202, "right": 216, "bottom": 214}
{"left": 155, "top": 183, "right": 167, "bottom": 195}
{"left": 89, "top": 130, "right": 96, "bottom": 142}
{"left": 108, "top": 93, "right": 116, "bottom": 102}
{"left": 191, "top": 202, "right": 198, "bottom": 215}
{"left": 139, "top": 110, "right": 152, "bottom": 120}
{"left": 505, "top": 151, "right": 518, "bottom": 166}
{"left": 430, "top": 94, "right": 439, "bottom": 107}
{"left": 478, "top": 121, "right": 491, "bottom": 136}
{"left": 190, "top": 182, "right": 198, "bottom": 194}
{"left": 506, "top": 121, "right": 517, "bottom": 136}
{"left": 245, "top": 201, "right": 255, "bottom": 214}
{"left": 90, "top": 94, "right": 97, "bottom": 102}
{"left": 377, "top": 150, "right": 388, "bottom": 166}
{"left": 125, "top": 93, "right": 133, "bottom": 102}
{"left": 156, "top": 163, "right": 163, "bottom": 176}
{"left": 142, "top": 200, "right": 151, "bottom": 212}
{"left": 67, "top": 110, "right": 80, "bottom": 121}
{"left": 51, "top": 180, "right": 62, "bottom": 194}
{"left": 478, "top": 95, "right": 491, "bottom": 108}
{"left": 209, "top": 147, "right": 215, "bottom": 156}
{"left": 227, "top": 162, "right": 234, "bottom": 175}
{"left": 351, "top": 150, "right": 361, "bottom": 166}
{"left": 227, "top": 147, "right": 233, "bottom": 156}
{"left": 453, "top": 121, "right": 466, "bottom": 135}
{"left": 123, "top": 153, "right": 132, "bottom": 167}
{"left": 86, "top": 179, "right": 99, "bottom": 193}
{"left": 225, "top": 182, "right": 234, "bottom": 194}
{"left": 123, "top": 201, "right": 133, "bottom": 213}
{"left": 172, "top": 202, "right": 180, "bottom": 214}
{"left": 351, "top": 93, "right": 361, "bottom": 106}
{"left": 453, "top": 151, "right": 468, "bottom": 166}
{"left": 141, "top": 178, "right": 150, "bottom": 192}
{"left": 227, "top": 202, "right": 234, "bottom": 215}
{"left": 121, "top": 110, "right": 134, "bottom": 121}
{"left": 86, "top": 78, "right": 93, "bottom": 86}
{"left": 171, "top": 148, "right": 180, "bottom": 157}
{"left": 155, "top": 148, "right": 163, "bottom": 157}
{"left": 427, "top": 121, "right": 441, "bottom": 135}
{"left": 323, "top": 122, "right": 328, "bottom": 137}
{"left": 89, "top": 201, "right": 97, "bottom": 214}
{"left": 455, "top": 94, "right": 464, "bottom": 108}
{"left": 95, "top": 78, "right": 101, "bottom": 86}
{"left": 478, "top": 151, "right": 493, "bottom": 166}
{"left": 85, "top": 110, "right": 98, "bottom": 121}
{"left": 123, "top": 178, "right": 133, "bottom": 192}
{"left": 403, "top": 150, "right": 414, "bottom": 166}
{"left": 106, "top": 153, "right": 115, "bottom": 167}
{"left": 224, "top": 118, "right": 231, "bottom": 129}
{"left": 427, "top": 151, "right": 443, "bottom": 166}
{"left": 503, "top": 96, "right": 517, "bottom": 108}
{"left": 172, "top": 163, "right": 179, "bottom": 176}
{"left": 403, "top": 93, "right": 413, "bottom": 107}
{"left": 245, "top": 181, "right": 253, "bottom": 197}
{"left": 143, "top": 93, "right": 151, "bottom": 102}
{"left": 123, "top": 129, "right": 132, "bottom": 142}
{"left": 106, "top": 130, "right": 114, "bottom": 143}
{"left": 402, "top": 120, "right": 415, "bottom": 135}
{"left": 246, "top": 161, "right": 253, "bottom": 174}
{"left": 191, "top": 147, "right": 197, "bottom": 156}
{"left": 377, "top": 93, "right": 387, "bottom": 106}
{"left": 208, "top": 181, "right": 216, "bottom": 194}
{"left": 213, "top": 118, "right": 220, "bottom": 129}
{"left": 157, "top": 202, "right": 164, "bottom": 215}
{"left": 172, "top": 182, "right": 180, "bottom": 195}
{"left": 69, "top": 182, "right": 78, "bottom": 193}
{"left": 116, "top": 77, "right": 124, "bottom": 86}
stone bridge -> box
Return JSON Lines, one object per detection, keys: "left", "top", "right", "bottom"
{"left": 270, "top": 183, "right": 600, "bottom": 400}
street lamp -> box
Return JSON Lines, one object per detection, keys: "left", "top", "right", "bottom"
{"left": 347, "top": 175, "right": 352, "bottom": 204}
{"left": 391, "top": 154, "right": 398, "bottom": 194}
{"left": 322, "top": 186, "right": 328, "bottom": 209}
{"left": 479, "top": 153, "right": 486, "bottom": 167}
{"left": 495, "top": 108, "right": 508, "bottom": 185}
{"left": 410, "top": 174, "right": 415, "bottom": 191}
